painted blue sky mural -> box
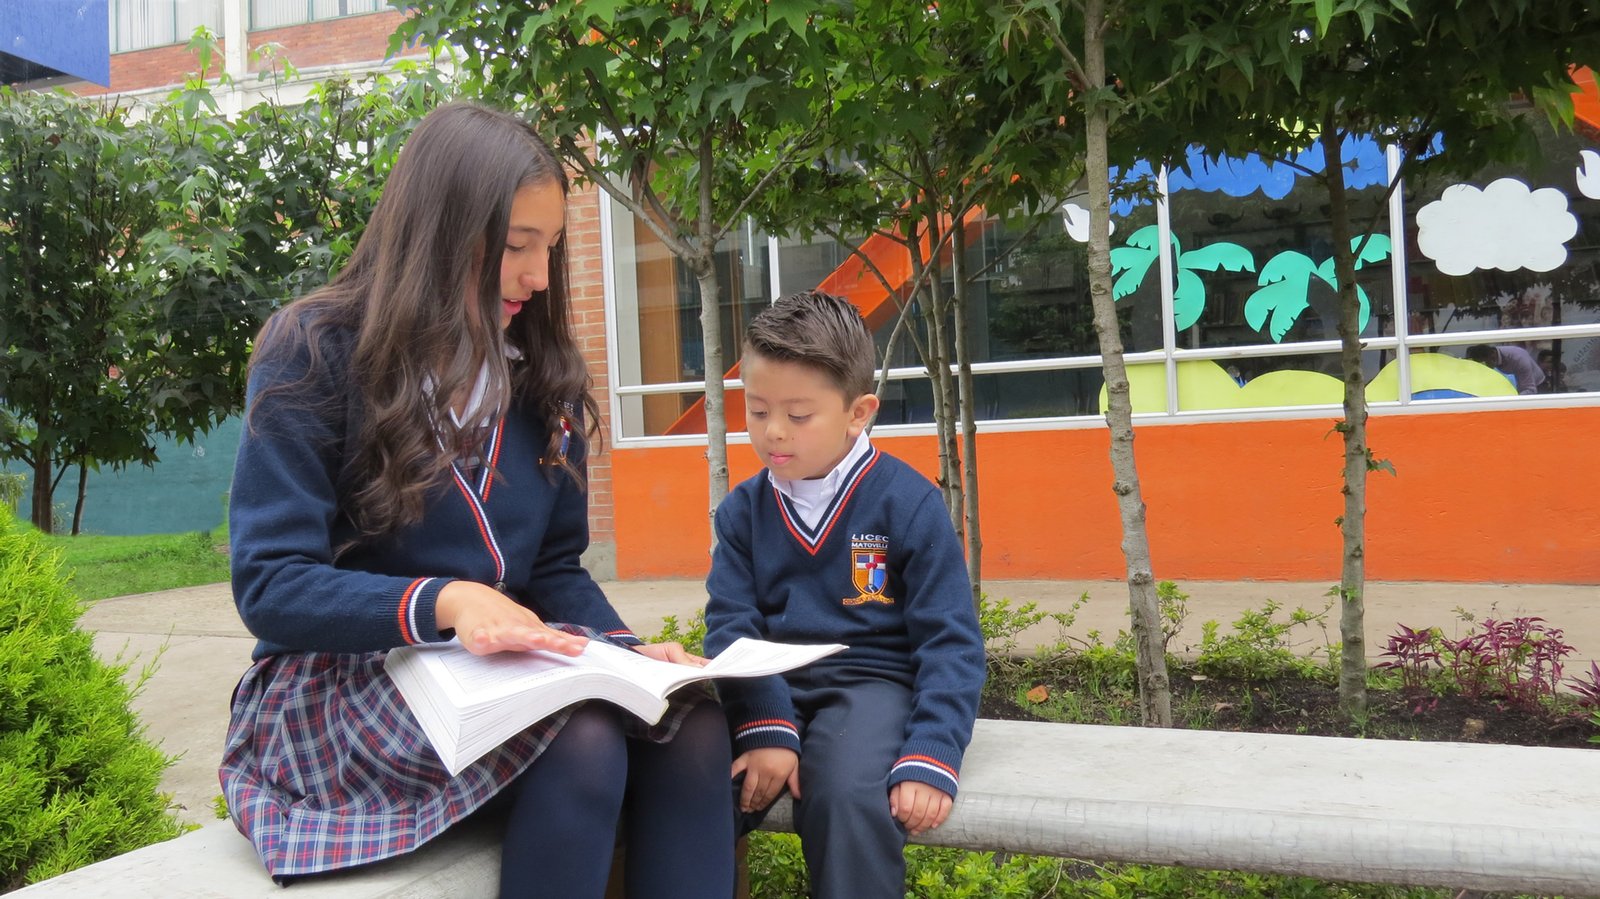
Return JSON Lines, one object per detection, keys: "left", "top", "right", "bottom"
{"left": 1108, "top": 134, "right": 1389, "bottom": 216}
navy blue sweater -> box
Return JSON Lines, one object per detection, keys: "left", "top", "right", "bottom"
{"left": 704, "top": 446, "right": 986, "bottom": 796}
{"left": 229, "top": 320, "right": 638, "bottom": 661}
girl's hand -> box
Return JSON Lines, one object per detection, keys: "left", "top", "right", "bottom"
{"left": 634, "top": 641, "right": 707, "bottom": 666}
{"left": 435, "top": 581, "right": 587, "bottom": 656}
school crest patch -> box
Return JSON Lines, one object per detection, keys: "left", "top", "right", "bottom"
{"left": 844, "top": 534, "right": 893, "bottom": 606}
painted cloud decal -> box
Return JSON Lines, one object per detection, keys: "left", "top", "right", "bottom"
{"left": 1061, "top": 203, "right": 1115, "bottom": 243}
{"left": 1415, "top": 178, "right": 1577, "bottom": 277}
{"left": 1578, "top": 150, "right": 1600, "bottom": 200}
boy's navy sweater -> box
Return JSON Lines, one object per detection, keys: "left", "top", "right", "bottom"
{"left": 229, "top": 319, "right": 639, "bottom": 661}
{"left": 704, "top": 446, "right": 986, "bottom": 797}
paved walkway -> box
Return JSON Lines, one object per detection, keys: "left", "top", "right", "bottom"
{"left": 80, "top": 578, "right": 1600, "bottom": 827}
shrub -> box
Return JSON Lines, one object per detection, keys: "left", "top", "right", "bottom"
{"left": 0, "top": 507, "right": 183, "bottom": 891}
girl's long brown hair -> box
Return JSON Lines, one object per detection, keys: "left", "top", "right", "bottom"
{"left": 249, "top": 101, "right": 601, "bottom": 538}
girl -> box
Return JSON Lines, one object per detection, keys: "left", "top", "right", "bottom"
{"left": 220, "top": 101, "right": 733, "bottom": 898}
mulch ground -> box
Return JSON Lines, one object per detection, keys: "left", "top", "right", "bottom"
{"left": 980, "top": 668, "right": 1600, "bottom": 749}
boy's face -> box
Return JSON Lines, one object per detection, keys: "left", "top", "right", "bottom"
{"left": 742, "top": 352, "right": 879, "bottom": 481}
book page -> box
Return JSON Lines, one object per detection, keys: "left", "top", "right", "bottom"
{"left": 432, "top": 644, "right": 587, "bottom": 693}
{"left": 703, "top": 637, "right": 848, "bottom": 678}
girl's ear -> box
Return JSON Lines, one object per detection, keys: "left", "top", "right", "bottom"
{"left": 848, "top": 392, "right": 880, "bottom": 436}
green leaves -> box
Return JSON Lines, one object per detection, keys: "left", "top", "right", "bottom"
{"left": 1, "top": 64, "right": 441, "bottom": 532}
{"left": 403, "top": 0, "right": 843, "bottom": 249}
{"left": 0, "top": 511, "right": 184, "bottom": 885}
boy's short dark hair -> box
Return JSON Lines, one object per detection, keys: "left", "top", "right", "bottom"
{"left": 744, "top": 290, "right": 876, "bottom": 399}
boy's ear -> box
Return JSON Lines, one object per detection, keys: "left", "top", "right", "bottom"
{"left": 848, "top": 392, "right": 880, "bottom": 434}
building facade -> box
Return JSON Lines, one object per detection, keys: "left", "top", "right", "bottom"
{"left": 597, "top": 85, "right": 1600, "bottom": 585}
{"left": 21, "top": 8, "right": 1600, "bottom": 583}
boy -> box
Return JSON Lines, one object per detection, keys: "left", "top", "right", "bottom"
{"left": 704, "top": 289, "right": 986, "bottom": 899}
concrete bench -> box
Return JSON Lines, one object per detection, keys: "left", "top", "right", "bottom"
{"left": 15, "top": 719, "right": 1600, "bottom": 897}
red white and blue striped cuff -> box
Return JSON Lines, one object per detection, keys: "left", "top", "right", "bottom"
{"left": 733, "top": 717, "right": 802, "bottom": 754}
{"left": 394, "top": 577, "right": 441, "bottom": 645}
{"left": 889, "top": 751, "right": 961, "bottom": 797}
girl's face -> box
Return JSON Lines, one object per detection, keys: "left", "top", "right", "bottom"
{"left": 496, "top": 180, "right": 566, "bottom": 329}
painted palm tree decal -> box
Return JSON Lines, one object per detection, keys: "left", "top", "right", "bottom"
{"left": 1110, "top": 225, "right": 1255, "bottom": 329}
{"left": 1243, "top": 235, "right": 1391, "bottom": 342}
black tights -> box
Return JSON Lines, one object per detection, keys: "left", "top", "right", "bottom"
{"left": 497, "top": 701, "right": 734, "bottom": 899}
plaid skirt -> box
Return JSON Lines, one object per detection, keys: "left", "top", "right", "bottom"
{"left": 220, "top": 626, "right": 701, "bottom": 879}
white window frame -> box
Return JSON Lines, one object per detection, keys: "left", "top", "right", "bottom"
{"left": 600, "top": 147, "right": 1600, "bottom": 448}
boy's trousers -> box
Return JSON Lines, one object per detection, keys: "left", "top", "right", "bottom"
{"left": 741, "top": 665, "right": 915, "bottom": 899}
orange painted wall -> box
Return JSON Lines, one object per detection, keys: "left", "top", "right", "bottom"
{"left": 611, "top": 406, "right": 1600, "bottom": 584}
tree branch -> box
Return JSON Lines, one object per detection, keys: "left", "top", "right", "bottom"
{"left": 711, "top": 118, "right": 829, "bottom": 245}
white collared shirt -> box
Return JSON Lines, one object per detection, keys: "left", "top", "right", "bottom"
{"left": 769, "top": 430, "right": 872, "bottom": 531}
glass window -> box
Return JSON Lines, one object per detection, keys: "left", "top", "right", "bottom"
{"left": 607, "top": 199, "right": 775, "bottom": 437}
{"left": 1399, "top": 338, "right": 1600, "bottom": 400}
{"left": 1166, "top": 351, "right": 1385, "bottom": 413}
{"left": 112, "top": 0, "right": 222, "bottom": 52}
{"left": 980, "top": 191, "right": 1162, "bottom": 358}
{"left": 1165, "top": 138, "right": 1396, "bottom": 349}
{"left": 1399, "top": 116, "right": 1600, "bottom": 395}
{"left": 251, "top": 0, "right": 383, "bottom": 31}
{"left": 776, "top": 233, "right": 856, "bottom": 297}
{"left": 605, "top": 125, "right": 1600, "bottom": 442}
{"left": 874, "top": 367, "right": 1108, "bottom": 426}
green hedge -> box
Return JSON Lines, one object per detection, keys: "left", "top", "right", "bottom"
{"left": 0, "top": 507, "right": 183, "bottom": 892}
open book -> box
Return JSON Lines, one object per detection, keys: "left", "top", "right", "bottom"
{"left": 387, "top": 636, "right": 845, "bottom": 775}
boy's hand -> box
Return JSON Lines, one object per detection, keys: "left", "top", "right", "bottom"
{"left": 889, "top": 781, "right": 953, "bottom": 836}
{"left": 731, "top": 747, "right": 800, "bottom": 813}
{"left": 634, "top": 642, "right": 706, "bottom": 666}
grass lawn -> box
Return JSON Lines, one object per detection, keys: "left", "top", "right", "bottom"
{"left": 38, "top": 526, "right": 230, "bottom": 602}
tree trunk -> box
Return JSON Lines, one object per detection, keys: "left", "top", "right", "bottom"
{"left": 1084, "top": 0, "right": 1171, "bottom": 727}
{"left": 694, "top": 259, "right": 730, "bottom": 531}
{"left": 915, "top": 225, "right": 963, "bottom": 534}
{"left": 951, "top": 215, "right": 983, "bottom": 604}
{"left": 30, "top": 442, "right": 53, "bottom": 533}
{"left": 1321, "top": 122, "right": 1369, "bottom": 720}
{"left": 72, "top": 459, "right": 88, "bottom": 536}
{"left": 696, "top": 136, "right": 730, "bottom": 537}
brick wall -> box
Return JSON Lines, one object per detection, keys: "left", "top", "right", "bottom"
{"left": 246, "top": 10, "right": 425, "bottom": 74}
{"left": 566, "top": 180, "right": 617, "bottom": 553}
{"left": 74, "top": 9, "right": 422, "bottom": 97}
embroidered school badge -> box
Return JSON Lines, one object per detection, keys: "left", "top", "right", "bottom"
{"left": 844, "top": 535, "right": 894, "bottom": 606}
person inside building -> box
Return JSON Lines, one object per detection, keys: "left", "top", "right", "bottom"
{"left": 704, "top": 289, "right": 987, "bottom": 899}
{"left": 1465, "top": 343, "right": 1545, "bottom": 394}
{"left": 220, "top": 101, "right": 734, "bottom": 898}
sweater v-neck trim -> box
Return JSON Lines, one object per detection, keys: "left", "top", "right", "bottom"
{"left": 771, "top": 447, "right": 880, "bottom": 555}
{"left": 446, "top": 417, "right": 508, "bottom": 585}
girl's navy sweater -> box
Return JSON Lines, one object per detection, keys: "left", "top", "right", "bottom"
{"left": 704, "top": 447, "right": 986, "bottom": 797}
{"left": 229, "top": 322, "right": 638, "bottom": 661}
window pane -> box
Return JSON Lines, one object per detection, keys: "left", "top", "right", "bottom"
{"left": 776, "top": 233, "right": 857, "bottom": 297}
{"left": 1401, "top": 116, "right": 1600, "bottom": 358}
{"left": 1166, "top": 352, "right": 1392, "bottom": 412}
{"left": 607, "top": 200, "right": 775, "bottom": 437}
{"left": 253, "top": 0, "right": 377, "bottom": 29}
{"left": 978, "top": 194, "right": 1162, "bottom": 358}
{"left": 1166, "top": 139, "right": 1396, "bottom": 349}
{"left": 1399, "top": 337, "right": 1600, "bottom": 400}
{"left": 862, "top": 369, "right": 1108, "bottom": 427}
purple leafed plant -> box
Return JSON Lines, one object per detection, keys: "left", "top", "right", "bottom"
{"left": 1568, "top": 661, "right": 1600, "bottom": 710}
{"left": 1444, "top": 617, "right": 1575, "bottom": 712}
{"left": 1376, "top": 624, "right": 1440, "bottom": 694}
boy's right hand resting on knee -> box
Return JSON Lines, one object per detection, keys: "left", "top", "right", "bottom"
{"left": 435, "top": 581, "right": 588, "bottom": 656}
{"left": 731, "top": 747, "right": 800, "bottom": 813}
